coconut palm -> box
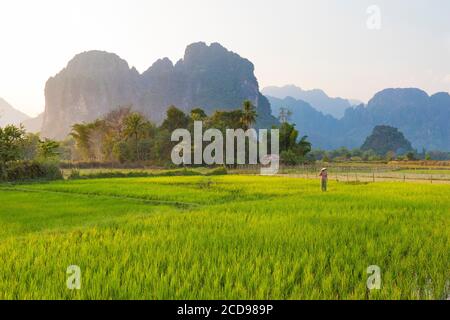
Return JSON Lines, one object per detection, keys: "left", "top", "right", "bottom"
{"left": 298, "top": 135, "right": 312, "bottom": 157}
{"left": 240, "top": 100, "right": 257, "bottom": 130}
{"left": 124, "top": 112, "right": 149, "bottom": 161}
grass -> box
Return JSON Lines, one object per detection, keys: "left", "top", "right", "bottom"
{"left": 396, "top": 169, "right": 450, "bottom": 175}
{"left": 61, "top": 167, "right": 224, "bottom": 179}
{"left": 0, "top": 175, "right": 449, "bottom": 300}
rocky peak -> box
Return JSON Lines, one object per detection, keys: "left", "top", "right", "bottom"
{"left": 42, "top": 51, "right": 142, "bottom": 139}
{"left": 368, "top": 88, "right": 430, "bottom": 110}
{"left": 145, "top": 57, "right": 174, "bottom": 74}
{"left": 430, "top": 92, "right": 450, "bottom": 105}
{"left": 41, "top": 43, "right": 277, "bottom": 139}
{"left": 66, "top": 50, "right": 132, "bottom": 74}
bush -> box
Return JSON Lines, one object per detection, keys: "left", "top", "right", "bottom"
{"left": 68, "top": 169, "right": 81, "bottom": 179}
{"left": 0, "top": 163, "right": 6, "bottom": 181}
{"left": 67, "top": 168, "right": 202, "bottom": 180}
{"left": 162, "top": 168, "right": 200, "bottom": 177}
{"left": 2, "top": 160, "right": 62, "bottom": 182}
{"left": 68, "top": 171, "right": 151, "bottom": 180}
{"left": 280, "top": 150, "right": 303, "bottom": 165}
{"left": 38, "top": 161, "right": 64, "bottom": 180}
{"left": 113, "top": 141, "right": 132, "bottom": 164}
{"left": 205, "top": 167, "right": 228, "bottom": 176}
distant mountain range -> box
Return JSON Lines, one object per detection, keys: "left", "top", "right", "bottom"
{"left": 267, "top": 88, "right": 450, "bottom": 151}
{"left": 41, "top": 42, "right": 277, "bottom": 139}
{"left": 6, "top": 42, "right": 450, "bottom": 151}
{"left": 262, "top": 85, "right": 360, "bottom": 119}
{"left": 0, "top": 98, "right": 43, "bottom": 133}
{"left": 0, "top": 98, "right": 30, "bottom": 127}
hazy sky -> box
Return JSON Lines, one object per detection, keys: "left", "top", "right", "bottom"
{"left": 1, "top": 0, "right": 449, "bottom": 116}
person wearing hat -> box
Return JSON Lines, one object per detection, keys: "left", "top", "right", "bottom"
{"left": 319, "top": 168, "right": 328, "bottom": 192}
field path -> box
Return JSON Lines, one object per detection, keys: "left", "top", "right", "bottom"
{"left": 0, "top": 185, "right": 202, "bottom": 209}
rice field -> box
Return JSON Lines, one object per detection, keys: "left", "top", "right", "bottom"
{"left": 0, "top": 175, "right": 449, "bottom": 299}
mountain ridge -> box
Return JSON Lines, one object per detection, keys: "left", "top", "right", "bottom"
{"left": 0, "top": 98, "right": 31, "bottom": 127}
{"left": 267, "top": 87, "right": 450, "bottom": 151}
{"left": 42, "top": 42, "right": 277, "bottom": 139}
{"left": 262, "top": 84, "right": 357, "bottom": 118}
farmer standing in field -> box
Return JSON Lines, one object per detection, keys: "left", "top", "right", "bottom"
{"left": 319, "top": 168, "right": 328, "bottom": 192}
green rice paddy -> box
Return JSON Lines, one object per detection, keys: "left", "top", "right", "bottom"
{"left": 0, "top": 175, "right": 448, "bottom": 299}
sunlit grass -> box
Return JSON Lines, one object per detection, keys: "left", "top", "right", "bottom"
{"left": 0, "top": 176, "right": 449, "bottom": 299}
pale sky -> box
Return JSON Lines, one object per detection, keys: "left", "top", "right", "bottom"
{"left": 1, "top": 0, "right": 449, "bottom": 117}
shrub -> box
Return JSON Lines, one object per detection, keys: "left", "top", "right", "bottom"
{"left": 68, "top": 169, "right": 81, "bottom": 179}
{"left": 68, "top": 171, "right": 151, "bottom": 180}
{"left": 162, "top": 168, "right": 200, "bottom": 177}
{"left": 205, "top": 167, "right": 228, "bottom": 176}
{"left": 2, "top": 160, "right": 62, "bottom": 182}
{"left": 38, "top": 161, "right": 64, "bottom": 180}
{"left": 280, "top": 150, "right": 303, "bottom": 165}
{"left": 112, "top": 141, "right": 132, "bottom": 164}
{"left": 0, "top": 163, "right": 6, "bottom": 181}
{"left": 67, "top": 168, "right": 202, "bottom": 180}
{"left": 5, "top": 161, "right": 42, "bottom": 181}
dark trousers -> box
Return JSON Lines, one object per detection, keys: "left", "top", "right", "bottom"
{"left": 321, "top": 179, "right": 327, "bottom": 192}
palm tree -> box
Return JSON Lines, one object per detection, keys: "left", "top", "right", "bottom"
{"left": 124, "top": 112, "right": 148, "bottom": 161}
{"left": 240, "top": 100, "right": 257, "bottom": 130}
{"left": 298, "top": 135, "right": 312, "bottom": 157}
{"left": 71, "top": 123, "right": 92, "bottom": 160}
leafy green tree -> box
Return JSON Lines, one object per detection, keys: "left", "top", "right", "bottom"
{"left": 297, "top": 135, "right": 312, "bottom": 157}
{"left": 21, "top": 133, "right": 41, "bottom": 160}
{"left": 112, "top": 141, "right": 131, "bottom": 164}
{"left": 137, "top": 139, "right": 153, "bottom": 161}
{"left": 361, "top": 149, "right": 376, "bottom": 161}
{"left": 351, "top": 149, "right": 363, "bottom": 158}
{"left": 308, "top": 149, "right": 328, "bottom": 161}
{"left": 161, "top": 106, "right": 190, "bottom": 132}
{"left": 101, "top": 107, "right": 133, "bottom": 160}
{"left": 406, "top": 151, "right": 416, "bottom": 161}
{"left": 124, "top": 112, "right": 149, "bottom": 161}
{"left": 385, "top": 151, "right": 396, "bottom": 161}
{"left": 278, "top": 122, "right": 312, "bottom": 164}
{"left": 329, "top": 147, "right": 351, "bottom": 160}
{"left": 208, "top": 110, "right": 243, "bottom": 132}
{"left": 150, "top": 129, "right": 172, "bottom": 164}
{"left": 38, "top": 139, "right": 60, "bottom": 160}
{"left": 281, "top": 150, "right": 301, "bottom": 165}
{"left": 279, "top": 122, "right": 298, "bottom": 152}
{"left": 0, "top": 125, "right": 26, "bottom": 163}
{"left": 190, "top": 108, "right": 208, "bottom": 121}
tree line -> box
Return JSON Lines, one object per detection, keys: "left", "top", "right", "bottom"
{"left": 67, "top": 101, "right": 312, "bottom": 166}
{"left": 0, "top": 125, "right": 61, "bottom": 181}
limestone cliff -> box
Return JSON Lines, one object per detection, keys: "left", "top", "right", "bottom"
{"left": 42, "top": 43, "right": 277, "bottom": 139}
